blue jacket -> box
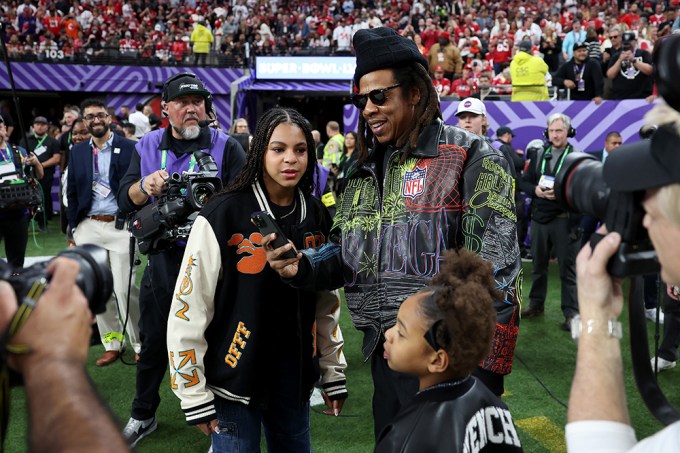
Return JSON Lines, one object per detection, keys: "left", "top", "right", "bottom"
{"left": 66, "top": 133, "right": 136, "bottom": 230}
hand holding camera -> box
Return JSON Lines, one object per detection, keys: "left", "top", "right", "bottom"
{"left": 142, "top": 169, "right": 170, "bottom": 197}
{"left": 4, "top": 258, "right": 92, "bottom": 374}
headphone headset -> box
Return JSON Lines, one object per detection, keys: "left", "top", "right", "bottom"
{"left": 543, "top": 121, "right": 576, "bottom": 140}
{"left": 161, "top": 72, "right": 213, "bottom": 118}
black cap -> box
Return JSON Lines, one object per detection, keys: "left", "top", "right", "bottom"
{"left": 163, "top": 74, "right": 211, "bottom": 103}
{"left": 352, "top": 27, "right": 428, "bottom": 87}
{"left": 518, "top": 40, "right": 532, "bottom": 52}
{"left": 33, "top": 116, "right": 49, "bottom": 125}
{"left": 573, "top": 41, "right": 587, "bottom": 51}
{"left": 496, "top": 126, "right": 514, "bottom": 137}
{"left": 604, "top": 125, "right": 680, "bottom": 191}
{"left": 655, "top": 34, "right": 680, "bottom": 113}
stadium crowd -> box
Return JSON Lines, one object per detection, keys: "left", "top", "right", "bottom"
{"left": 1, "top": 0, "right": 679, "bottom": 77}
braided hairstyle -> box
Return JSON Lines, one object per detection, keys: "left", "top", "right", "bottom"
{"left": 418, "top": 248, "right": 500, "bottom": 377}
{"left": 357, "top": 62, "right": 442, "bottom": 165}
{"left": 226, "top": 107, "right": 318, "bottom": 196}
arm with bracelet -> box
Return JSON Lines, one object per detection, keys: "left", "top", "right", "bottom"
{"left": 566, "top": 231, "right": 636, "bottom": 451}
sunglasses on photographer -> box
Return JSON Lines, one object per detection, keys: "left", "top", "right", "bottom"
{"left": 351, "top": 84, "right": 402, "bottom": 110}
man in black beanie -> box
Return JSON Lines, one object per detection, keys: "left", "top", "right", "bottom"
{"left": 263, "top": 26, "right": 522, "bottom": 438}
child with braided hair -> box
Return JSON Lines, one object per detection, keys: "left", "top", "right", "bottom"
{"left": 376, "top": 248, "right": 524, "bottom": 453}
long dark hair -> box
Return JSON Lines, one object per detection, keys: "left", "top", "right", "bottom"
{"left": 343, "top": 131, "right": 358, "bottom": 156}
{"left": 357, "top": 62, "right": 442, "bottom": 164}
{"left": 226, "top": 107, "right": 317, "bottom": 196}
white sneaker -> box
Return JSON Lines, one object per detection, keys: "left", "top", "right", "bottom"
{"left": 645, "top": 308, "right": 665, "bottom": 324}
{"left": 123, "top": 416, "right": 157, "bottom": 448}
{"left": 651, "top": 356, "right": 676, "bottom": 372}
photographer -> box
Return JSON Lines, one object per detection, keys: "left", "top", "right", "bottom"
{"left": 566, "top": 103, "right": 680, "bottom": 451}
{"left": 605, "top": 31, "right": 653, "bottom": 100}
{"left": 519, "top": 113, "right": 580, "bottom": 331}
{"left": 0, "top": 116, "right": 43, "bottom": 269}
{"left": 116, "top": 72, "right": 245, "bottom": 447}
{"left": 0, "top": 258, "right": 129, "bottom": 452}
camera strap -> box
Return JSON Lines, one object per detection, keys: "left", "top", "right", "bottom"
{"left": 160, "top": 150, "right": 197, "bottom": 172}
{"left": 0, "top": 281, "right": 45, "bottom": 452}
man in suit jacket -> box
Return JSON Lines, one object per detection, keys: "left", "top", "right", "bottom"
{"left": 67, "top": 98, "right": 141, "bottom": 367}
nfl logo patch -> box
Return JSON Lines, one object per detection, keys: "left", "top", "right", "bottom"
{"left": 403, "top": 166, "right": 427, "bottom": 199}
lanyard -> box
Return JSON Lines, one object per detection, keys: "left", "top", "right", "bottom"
{"left": 573, "top": 63, "right": 585, "bottom": 81}
{"left": 93, "top": 146, "right": 100, "bottom": 175}
{"left": 161, "top": 150, "right": 197, "bottom": 172}
{"left": 540, "top": 144, "right": 571, "bottom": 175}
{"left": 0, "top": 145, "right": 11, "bottom": 163}
{"left": 34, "top": 135, "right": 47, "bottom": 150}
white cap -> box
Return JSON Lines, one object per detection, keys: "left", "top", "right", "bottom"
{"left": 455, "top": 97, "right": 486, "bottom": 116}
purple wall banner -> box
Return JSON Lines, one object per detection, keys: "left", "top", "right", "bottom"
{"left": 0, "top": 63, "right": 245, "bottom": 95}
{"left": 343, "top": 100, "right": 655, "bottom": 152}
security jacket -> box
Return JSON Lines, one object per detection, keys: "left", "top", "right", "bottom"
{"left": 167, "top": 182, "right": 346, "bottom": 425}
{"left": 291, "top": 118, "right": 523, "bottom": 375}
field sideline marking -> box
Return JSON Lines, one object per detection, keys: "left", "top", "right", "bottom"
{"left": 516, "top": 415, "right": 566, "bottom": 452}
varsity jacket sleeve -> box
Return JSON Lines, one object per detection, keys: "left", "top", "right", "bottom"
{"left": 167, "top": 215, "right": 222, "bottom": 425}
{"left": 315, "top": 290, "right": 348, "bottom": 401}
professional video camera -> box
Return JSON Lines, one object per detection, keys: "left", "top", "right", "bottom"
{"left": 129, "top": 151, "right": 222, "bottom": 254}
{"left": 0, "top": 244, "right": 113, "bottom": 315}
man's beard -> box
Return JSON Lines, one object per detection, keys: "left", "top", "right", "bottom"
{"left": 170, "top": 120, "right": 200, "bottom": 140}
{"left": 89, "top": 124, "right": 110, "bottom": 138}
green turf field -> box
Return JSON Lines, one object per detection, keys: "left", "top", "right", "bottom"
{"left": 3, "top": 221, "right": 678, "bottom": 452}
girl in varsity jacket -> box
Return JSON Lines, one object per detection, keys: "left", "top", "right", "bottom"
{"left": 167, "top": 108, "right": 346, "bottom": 452}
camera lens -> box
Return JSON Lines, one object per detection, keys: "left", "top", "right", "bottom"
{"left": 56, "top": 244, "right": 113, "bottom": 314}
{"left": 191, "top": 183, "right": 216, "bottom": 208}
{"left": 554, "top": 152, "right": 609, "bottom": 220}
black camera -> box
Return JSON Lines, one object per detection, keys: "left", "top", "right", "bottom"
{"left": 553, "top": 127, "right": 658, "bottom": 278}
{"left": 129, "top": 151, "right": 222, "bottom": 254}
{"left": 621, "top": 31, "right": 636, "bottom": 52}
{"left": 0, "top": 244, "right": 113, "bottom": 314}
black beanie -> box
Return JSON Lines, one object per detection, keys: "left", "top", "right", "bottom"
{"left": 353, "top": 27, "right": 429, "bottom": 87}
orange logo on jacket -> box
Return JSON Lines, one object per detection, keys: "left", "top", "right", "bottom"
{"left": 227, "top": 233, "right": 267, "bottom": 274}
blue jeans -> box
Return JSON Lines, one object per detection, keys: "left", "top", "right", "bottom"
{"left": 211, "top": 396, "right": 311, "bottom": 453}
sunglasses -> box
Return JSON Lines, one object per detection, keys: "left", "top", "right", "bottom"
{"left": 351, "top": 84, "right": 402, "bottom": 110}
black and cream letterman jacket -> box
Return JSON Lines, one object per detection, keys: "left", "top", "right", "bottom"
{"left": 167, "top": 181, "right": 347, "bottom": 425}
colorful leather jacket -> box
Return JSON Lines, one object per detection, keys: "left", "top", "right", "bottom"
{"left": 295, "top": 118, "right": 522, "bottom": 375}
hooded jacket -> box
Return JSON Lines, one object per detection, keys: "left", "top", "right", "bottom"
{"left": 510, "top": 51, "right": 550, "bottom": 101}
{"left": 291, "top": 119, "right": 522, "bottom": 376}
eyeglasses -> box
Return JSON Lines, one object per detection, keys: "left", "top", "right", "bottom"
{"left": 610, "top": 34, "right": 620, "bottom": 39}
{"left": 351, "top": 84, "right": 402, "bottom": 110}
{"left": 83, "top": 113, "right": 110, "bottom": 122}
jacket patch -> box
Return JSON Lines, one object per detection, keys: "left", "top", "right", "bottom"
{"left": 402, "top": 165, "right": 427, "bottom": 199}
{"left": 225, "top": 321, "right": 251, "bottom": 368}
{"left": 227, "top": 233, "right": 267, "bottom": 274}
{"left": 174, "top": 255, "right": 197, "bottom": 321}
{"left": 170, "top": 349, "right": 200, "bottom": 388}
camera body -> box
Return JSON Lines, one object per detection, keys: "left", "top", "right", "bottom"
{"left": 129, "top": 152, "right": 222, "bottom": 254}
{"left": 0, "top": 244, "right": 113, "bottom": 314}
{"left": 554, "top": 152, "right": 657, "bottom": 278}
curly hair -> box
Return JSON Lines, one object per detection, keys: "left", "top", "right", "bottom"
{"left": 418, "top": 248, "right": 500, "bottom": 377}
{"left": 225, "top": 107, "right": 318, "bottom": 196}
{"left": 357, "top": 62, "right": 442, "bottom": 165}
